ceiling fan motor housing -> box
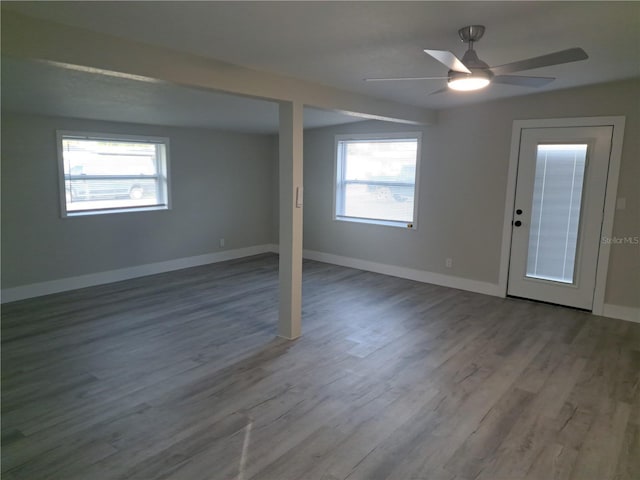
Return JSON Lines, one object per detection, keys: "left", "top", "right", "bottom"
{"left": 448, "top": 47, "right": 493, "bottom": 86}
{"left": 450, "top": 27, "right": 493, "bottom": 86}
{"left": 460, "top": 49, "right": 491, "bottom": 70}
{"left": 449, "top": 28, "right": 492, "bottom": 91}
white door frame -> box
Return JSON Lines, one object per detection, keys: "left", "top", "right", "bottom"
{"left": 498, "top": 116, "right": 626, "bottom": 315}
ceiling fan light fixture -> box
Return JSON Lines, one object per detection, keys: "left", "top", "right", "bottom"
{"left": 448, "top": 70, "right": 491, "bottom": 91}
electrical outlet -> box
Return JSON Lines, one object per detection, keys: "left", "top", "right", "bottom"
{"left": 445, "top": 258, "right": 453, "bottom": 268}
{"left": 219, "top": 238, "right": 225, "bottom": 248}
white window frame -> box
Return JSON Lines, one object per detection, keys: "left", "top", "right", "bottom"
{"left": 56, "top": 130, "right": 171, "bottom": 217}
{"left": 333, "top": 132, "right": 422, "bottom": 229}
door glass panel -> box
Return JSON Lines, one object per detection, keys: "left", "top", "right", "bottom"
{"left": 526, "top": 144, "right": 588, "bottom": 283}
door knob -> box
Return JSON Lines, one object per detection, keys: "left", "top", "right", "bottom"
{"left": 514, "top": 220, "right": 522, "bottom": 227}
{"left": 516, "top": 209, "right": 523, "bottom": 215}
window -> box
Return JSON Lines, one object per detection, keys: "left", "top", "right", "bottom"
{"left": 526, "top": 144, "right": 588, "bottom": 283}
{"left": 335, "top": 133, "right": 421, "bottom": 228}
{"left": 57, "top": 131, "right": 170, "bottom": 216}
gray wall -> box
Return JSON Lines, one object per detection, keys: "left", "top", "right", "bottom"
{"left": 3, "top": 79, "right": 637, "bottom": 309}
{"left": 1, "top": 112, "right": 276, "bottom": 288}
{"left": 302, "top": 79, "right": 639, "bottom": 308}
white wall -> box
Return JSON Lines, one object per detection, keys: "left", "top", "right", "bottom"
{"left": 302, "top": 79, "right": 639, "bottom": 309}
{"left": 1, "top": 112, "right": 276, "bottom": 289}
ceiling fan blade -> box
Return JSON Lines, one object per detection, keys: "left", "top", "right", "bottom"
{"left": 490, "top": 48, "right": 588, "bottom": 75}
{"left": 365, "top": 76, "right": 448, "bottom": 82}
{"left": 428, "top": 86, "right": 450, "bottom": 95}
{"left": 424, "top": 49, "right": 471, "bottom": 74}
{"left": 492, "top": 75, "right": 556, "bottom": 88}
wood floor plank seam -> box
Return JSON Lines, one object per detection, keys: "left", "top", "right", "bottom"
{"left": 2, "top": 254, "right": 638, "bottom": 480}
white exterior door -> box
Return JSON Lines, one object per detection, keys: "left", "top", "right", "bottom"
{"left": 507, "top": 126, "right": 613, "bottom": 310}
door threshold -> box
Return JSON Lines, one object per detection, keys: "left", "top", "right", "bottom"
{"left": 507, "top": 295, "right": 591, "bottom": 313}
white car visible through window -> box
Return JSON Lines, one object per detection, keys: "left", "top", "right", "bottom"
{"left": 57, "top": 132, "right": 171, "bottom": 216}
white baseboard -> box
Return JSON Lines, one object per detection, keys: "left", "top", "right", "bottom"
{"left": 602, "top": 304, "right": 640, "bottom": 323}
{"left": 301, "top": 250, "right": 640, "bottom": 323}
{"left": 302, "top": 249, "right": 503, "bottom": 297}
{"left": 6, "top": 244, "right": 633, "bottom": 324}
{"left": 1, "top": 244, "right": 278, "bottom": 304}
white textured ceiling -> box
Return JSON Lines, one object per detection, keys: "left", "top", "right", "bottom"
{"left": 3, "top": 1, "right": 639, "bottom": 111}
{"left": 0, "top": 57, "right": 364, "bottom": 133}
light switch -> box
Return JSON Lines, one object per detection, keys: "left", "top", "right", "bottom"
{"left": 296, "top": 186, "right": 303, "bottom": 208}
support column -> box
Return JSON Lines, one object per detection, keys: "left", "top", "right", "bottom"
{"left": 278, "top": 101, "right": 304, "bottom": 339}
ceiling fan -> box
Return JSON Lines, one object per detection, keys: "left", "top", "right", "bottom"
{"left": 365, "top": 25, "right": 588, "bottom": 93}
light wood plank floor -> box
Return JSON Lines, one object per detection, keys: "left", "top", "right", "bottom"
{"left": 2, "top": 254, "right": 638, "bottom": 480}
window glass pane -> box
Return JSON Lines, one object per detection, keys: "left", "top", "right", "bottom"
{"left": 65, "top": 178, "right": 159, "bottom": 212}
{"left": 526, "top": 144, "right": 587, "bottom": 283}
{"left": 337, "top": 138, "right": 418, "bottom": 225}
{"left": 344, "top": 141, "right": 417, "bottom": 182}
{"left": 343, "top": 184, "right": 415, "bottom": 222}
{"left": 60, "top": 135, "right": 168, "bottom": 215}
{"left": 63, "top": 139, "right": 158, "bottom": 176}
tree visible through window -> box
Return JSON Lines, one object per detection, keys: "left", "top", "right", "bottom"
{"left": 58, "top": 132, "right": 170, "bottom": 216}
{"left": 335, "top": 133, "right": 421, "bottom": 227}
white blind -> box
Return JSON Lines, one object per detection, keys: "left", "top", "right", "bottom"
{"left": 526, "top": 144, "right": 587, "bottom": 283}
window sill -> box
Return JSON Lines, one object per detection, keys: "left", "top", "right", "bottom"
{"left": 335, "top": 216, "right": 416, "bottom": 230}
{"left": 64, "top": 204, "right": 169, "bottom": 218}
